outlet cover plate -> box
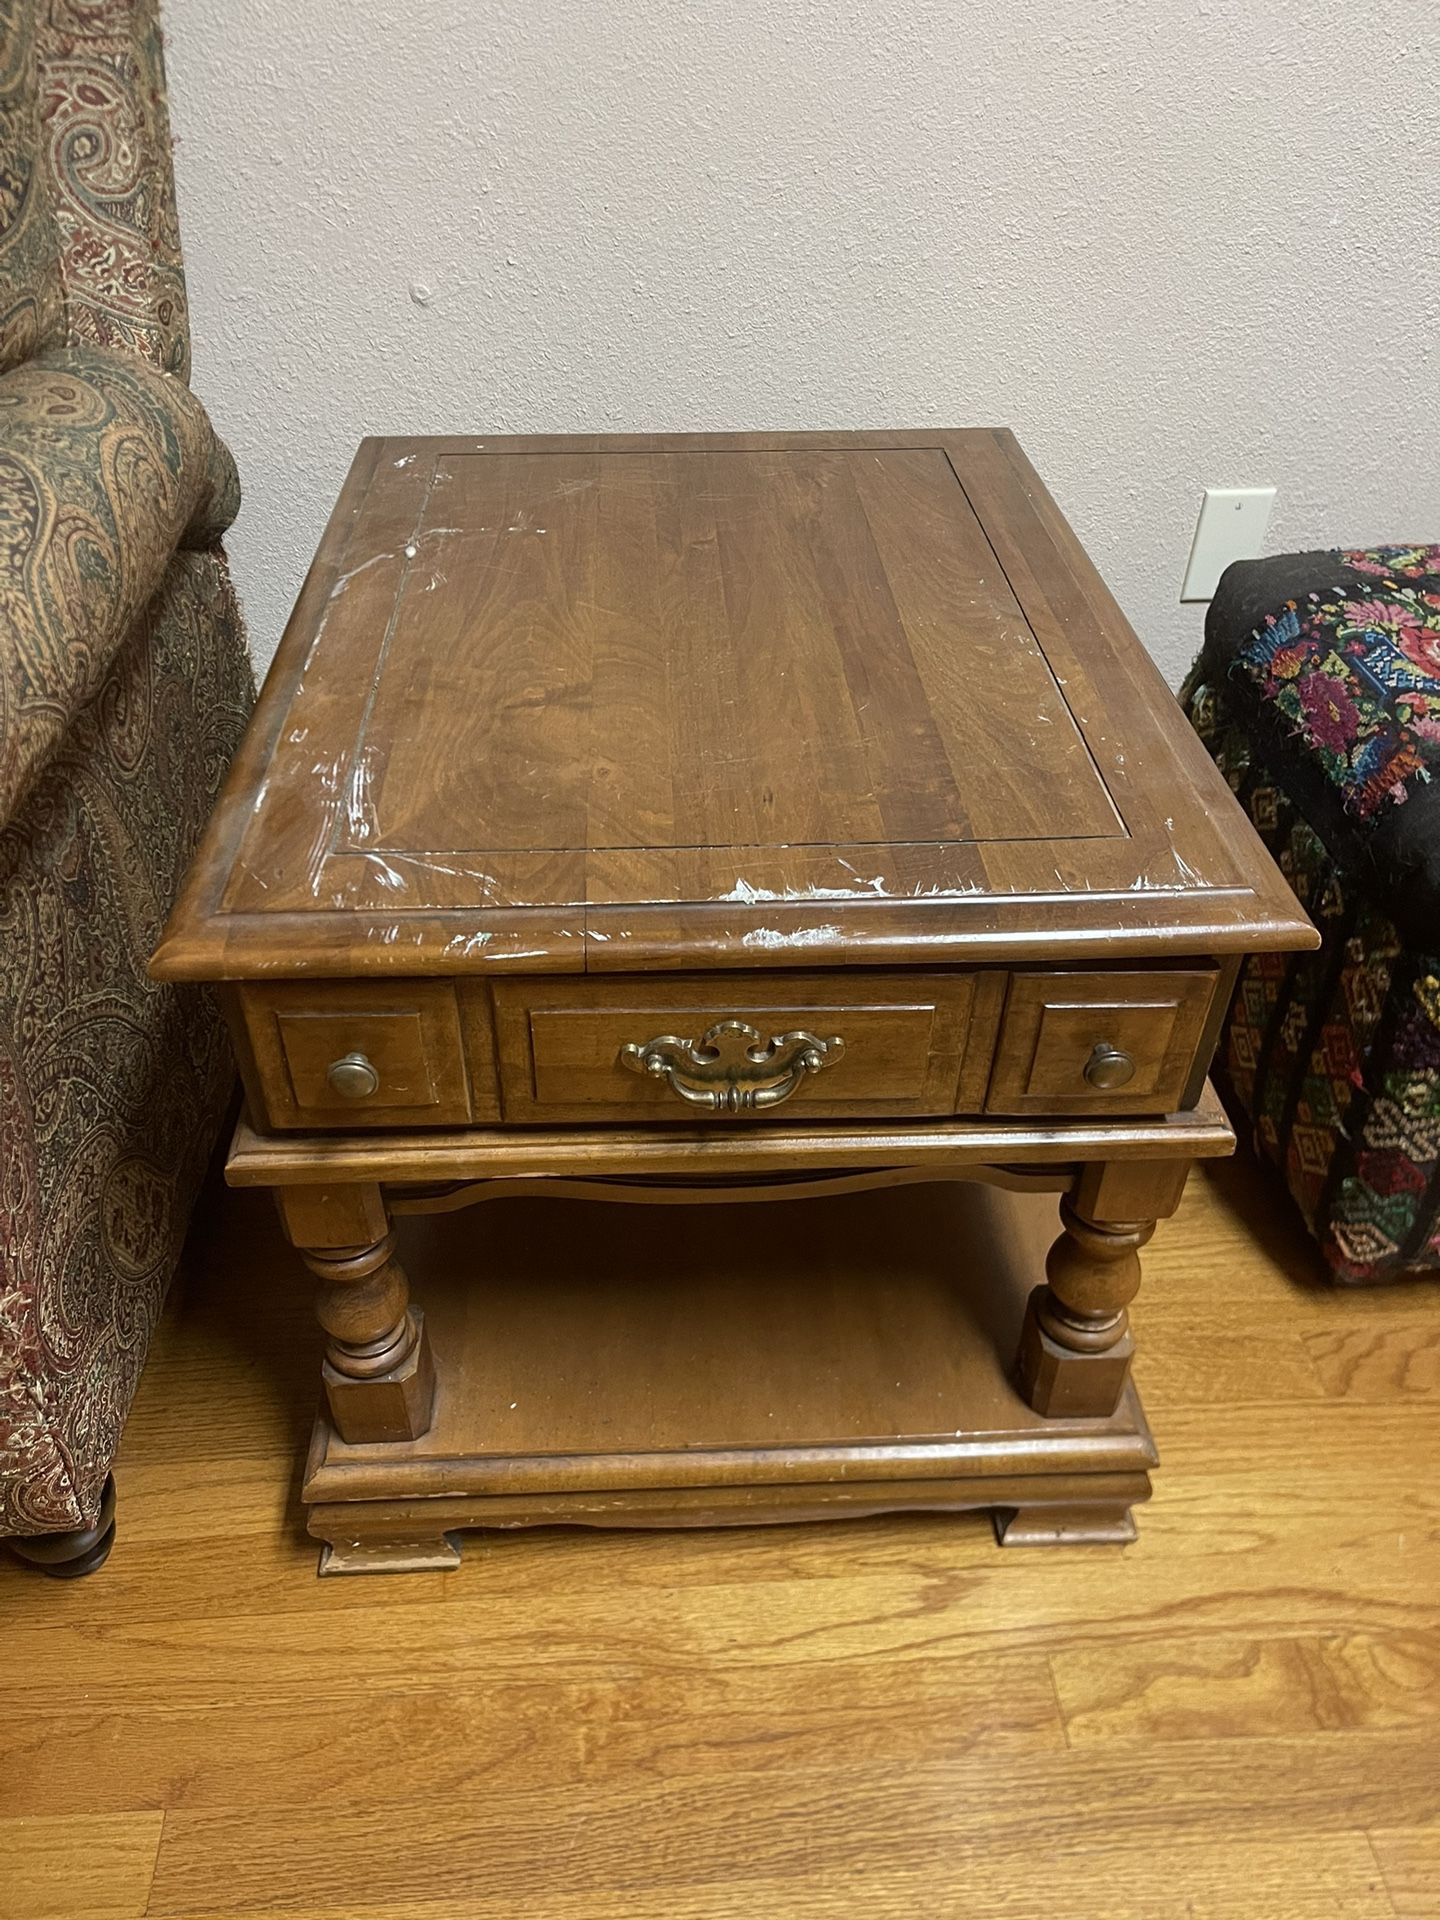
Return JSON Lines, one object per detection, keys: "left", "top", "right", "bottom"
{"left": 1181, "top": 487, "right": 1276, "bottom": 602}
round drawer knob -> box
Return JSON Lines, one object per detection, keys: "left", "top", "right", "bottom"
{"left": 326, "top": 1051, "right": 380, "bottom": 1100}
{"left": 1083, "top": 1042, "right": 1135, "bottom": 1091}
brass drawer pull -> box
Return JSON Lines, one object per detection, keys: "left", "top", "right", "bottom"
{"left": 326, "top": 1051, "right": 381, "bottom": 1099}
{"left": 619, "top": 1020, "right": 845, "bottom": 1113}
{"left": 1083, "top": 1042, "right": 1136, "bottom": 1091}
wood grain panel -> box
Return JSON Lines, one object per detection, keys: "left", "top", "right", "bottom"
{"left": 365, "top": 453, "right": 596, "bottom": 856}
{"left": 357, "top": 448, "right": 1111, "bottom": 858}
{"left": 0, "top": 1813, "right": 162, "bottom": 1920}
{"left": 847, "top": 446, "right": 1121, "bottom": 843}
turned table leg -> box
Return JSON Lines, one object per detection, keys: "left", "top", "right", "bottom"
{"left": 276, "top": 1184, "right": 436, "bottom": 1445}
{"left": 1017, "top": 1158, "right": 1189, "bottom": 1419}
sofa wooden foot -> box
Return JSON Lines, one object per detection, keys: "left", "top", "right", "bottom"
{"left": 8, "top": 1474, "right": 117, "bottom": 1578}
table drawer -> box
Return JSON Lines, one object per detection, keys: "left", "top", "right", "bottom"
{"left": 986, "top": 968, "right": 1219, "bottom": 1116}
{"left": 491, "top": 973, "right": 996, "bottom": 1123}
{"left": 234, "top": 982, "right": 473, "bottom": 1130}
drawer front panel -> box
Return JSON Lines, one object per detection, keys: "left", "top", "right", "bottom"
{"left": 492, "top": 973, "right": 996, "bottom": 1123}
{"left": 986, "top": 968, "right": 1218, "bottom": 1116}
{"left": 236, "top": 982, "right": 473, "bottom": 1129}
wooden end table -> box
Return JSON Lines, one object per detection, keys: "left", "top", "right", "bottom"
{"left": 154, "top": 430, "right": 1315, "bottom": 1574}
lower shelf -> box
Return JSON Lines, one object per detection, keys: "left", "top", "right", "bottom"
{"left": 304, "top": 1178, "right": 1157, "bottom": 1573}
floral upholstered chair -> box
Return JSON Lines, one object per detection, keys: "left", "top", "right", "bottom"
{"left": 1183, "top": 548, "right": 1440, "bottom": 1283}
{"left": 1, "top": 0, "right": 252, "bottom": 1572}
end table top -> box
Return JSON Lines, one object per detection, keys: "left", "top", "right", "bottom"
{"left": 154, "top": 429, "right": 1314, "bottom": 979}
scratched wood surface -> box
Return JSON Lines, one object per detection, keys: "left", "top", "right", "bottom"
{"left": 3, "top": 1154, "right": 1436, "bottom": 1919}
{"left": 150, "top": 429, "right": 1313, "bottom": 981}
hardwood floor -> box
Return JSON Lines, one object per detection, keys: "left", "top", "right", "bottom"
{"left": 2, "top": 1156, "right": 1437, "bottom": 1919}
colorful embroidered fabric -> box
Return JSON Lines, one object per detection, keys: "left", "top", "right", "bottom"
{"left": 1195, "top": 548, "right": 1440, "bottom": 953}
{"left": 0, "top": 0, "right": 252, "bottom": 1536}
{"left": 1184, "top": 553, "right": 1440, "bottom": 1283}
{"left": 1237, "top": 555, "right": 1439, "bottom": 817}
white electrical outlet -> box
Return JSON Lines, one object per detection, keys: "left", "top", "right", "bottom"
{"left": 1181, "top": 487, "right": 1276, "bottom": 602}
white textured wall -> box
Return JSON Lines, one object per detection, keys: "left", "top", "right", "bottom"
{"left": 165, "top": 0, "right": 1439, "bottom": 686}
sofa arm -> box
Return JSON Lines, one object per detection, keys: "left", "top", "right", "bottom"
{"left": 1188, "top": 544, "right": 1440, "bottom": 951}
{"left": 0, "top": 344, "right": 240, "bottom": 823}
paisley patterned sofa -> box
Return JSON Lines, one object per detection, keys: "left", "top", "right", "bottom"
{"left": 1, "top": 0, "right": 252, "bottom": 1571}
{"left": 1183, "top": 547, "right": 1440, "bottom": 1284}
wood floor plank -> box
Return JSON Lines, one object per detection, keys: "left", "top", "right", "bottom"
{"left": 1129, "top": 1310, "right": 1329, "bottom": 1408}
{"left": 140, "top": 1833, "right": 1395, "bottom": 1919}
{"left": 114, "top": 1227, "right": 315, "bottom": 1468}
{"left": 0, "top": 1571, "right": 1076, "bottom": 1707}
{"left": 6, "top": 1462, "right": 1433, "bottom": 1633}
{"left": 1303, "top": 1323, "right": 1440, "bottom": 1401}
{"left": 1053, "top": 1630, "right": 1440, "bottom": 1745}
{"left": 0, "top": 1648, "right": 1061, "bottom": 1814}
{"left": 0, "top": 1813, "right": 162, "bottom": 1920}
{"left": 145, "top": 1742, "right": 1434, "bottom": 1916}
{"left": 3, "top": 1449, "right": 1436, "bottom": 1715}
{"left": 0, "top": 1523, "right": 452, "bottom": 1624}
{"left": 1143, "top": 1398, "right": 1440, "bottom": 1508}
{"left": 3, "top": 1513, "right": 1436, "bottom": 1717}
{"left": 1370, "top": 1825, "right": 1440, "bottom": 1917}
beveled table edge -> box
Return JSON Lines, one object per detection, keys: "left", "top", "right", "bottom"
{"left": 151, "top": 895, "right": 1320, "bottom": 982}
